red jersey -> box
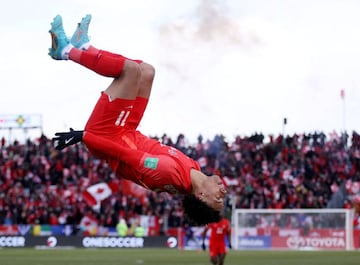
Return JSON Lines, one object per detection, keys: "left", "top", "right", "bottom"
{"left": 83, "top": 93, "right": 200, "bottom": 195}
{"left": 84, "top": 130, "right": 200, "bottom": 195}
{"left": 205, "top": 218, "right": 231, "bottom": 257}
{"left": 208, "top": 218, "right": 231, "bottom": 243}
{"left": 115, "top": 131, "right": 200, "bottom": 194}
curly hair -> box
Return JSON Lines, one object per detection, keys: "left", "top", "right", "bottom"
{"left": 182, "top": 194, "right": 221, "bottom": 226}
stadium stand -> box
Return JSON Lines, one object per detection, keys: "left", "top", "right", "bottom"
{"left": 0, "top": 131, "right": 359, "bottom": 235}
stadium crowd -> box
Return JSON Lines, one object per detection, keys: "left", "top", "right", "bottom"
{"left": 0, "top": 130, "right": 359, "bottom": 234}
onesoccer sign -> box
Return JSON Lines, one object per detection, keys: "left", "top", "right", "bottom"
{"left": 0, "top": 236, "right": 178, "bottom": 249}
{"left": 0, "top": 114, "right": 42, "bottom": 129}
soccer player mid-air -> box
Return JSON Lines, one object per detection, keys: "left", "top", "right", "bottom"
{"left": 48, "top": 14, "right": 227, "bottom": 225}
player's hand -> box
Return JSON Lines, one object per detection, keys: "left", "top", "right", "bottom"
{"left": 53, "top": 128, "right": 83, "bottom": 150}
{"left": 202, "top": 242, "right": 206, "bottom": 251}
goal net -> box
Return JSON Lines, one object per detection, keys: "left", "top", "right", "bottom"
{"left": 233, "top": 208, "right": 355, "bottom": 250}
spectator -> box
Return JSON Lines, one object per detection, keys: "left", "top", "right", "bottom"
{"left": 0, "top": 130, "right": 359, "bottom": 232}
{"left": 134, "top": 220, "right": 145, "bottom": 237}
{"left": 116, "top": 218, "right": 128, "bottom": 236}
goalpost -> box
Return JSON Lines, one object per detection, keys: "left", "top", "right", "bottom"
{"left": 232, "top": 208, "right": 355, "bottom": 250}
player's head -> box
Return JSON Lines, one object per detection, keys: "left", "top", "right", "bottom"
{"left": 182, "top": 194, "right": 221, "bottom": 225}
{"left": 200, "top": 174, "right": 227, "bottom": 210}
{"left": 182, "top": 174, "right": 226, "bottom": 225}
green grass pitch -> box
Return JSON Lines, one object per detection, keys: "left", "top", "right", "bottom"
{"left": 0, "top": 248, "right": 359, "bottom": 265}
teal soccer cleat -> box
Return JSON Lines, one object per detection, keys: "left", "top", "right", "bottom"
{"left": 48, "top": 15, "right": 70, "bottom": 60}
{"left": 71, "top": 14, "right": 92, "bottom": 50}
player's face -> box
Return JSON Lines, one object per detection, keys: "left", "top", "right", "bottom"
{"left": 202, "top": 175, "right": 227, "bottom": 211}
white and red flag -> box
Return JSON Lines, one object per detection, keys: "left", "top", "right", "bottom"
{"left": 222, "top": 176, "right": 239, "bottom": 186}
{"left": 82, "top": 182, "right": 119, "bottom": 210}
{"left": 121, "top": 179, "right": 148, "bottom": 204}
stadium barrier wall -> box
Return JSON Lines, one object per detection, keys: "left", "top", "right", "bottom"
{"left": 0, "top": 224, "right": 359, "bottom": 250}
{"left": 233, "top": 209, "right": 360, "bottom": 250}
{"left": 0, "top": 235, "right": 178, "bottom": 249}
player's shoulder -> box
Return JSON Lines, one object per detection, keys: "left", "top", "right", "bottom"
{"left": 222, "top": 218, "right": 230, "bottom": 225}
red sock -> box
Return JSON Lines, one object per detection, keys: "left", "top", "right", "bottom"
{"left": 69, "top": 45, "right": 143, "bottom": 77}
{"left": 87, "top": 45, "right": 143, "bottom": 64}
{"left": 100, "top": 50, "right": 143, "bottom": 64}
{"left": 69, "top": 47, "right": 126, "bottom": 77}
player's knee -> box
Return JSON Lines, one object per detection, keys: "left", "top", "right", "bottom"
{"left": 140, "top": 62, "right": 155, "bottom": 82}
{"left": 123, "top": 60, "right": 142, "bottom": 81}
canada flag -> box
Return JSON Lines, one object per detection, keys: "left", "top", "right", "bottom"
{"left": 222, "top": 176, "right": 239, "bottom": 186}
{"left": 121, "top": 179, "right": 147, "bottom": 204}
{"left": 82, "top": 182, "right": 119, "bottom": 210}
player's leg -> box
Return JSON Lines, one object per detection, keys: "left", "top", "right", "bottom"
{"left": 49, "top": 15, "right": 154, "bottom": 137}
{"left": 78, "top": 48, "right": 155, "bottom": 130}
{"left": 218, "top": 254, "right": 226, "bottom": 265}
{"left": 48, "top": 14, "right": 142, "bottom": 100}
{"left": 137, "top": 62, "right": 155, "bottom": 99}
{"left": 209, "top": 244, "right": 219, "bottom": 265}
{"left": 69, "top": 14, "right": 155, "bottom": 101}
{"left": 125, "top": 62, "right": 155, "bottom": 130}
{"left": 210, "top": 256, "right": 218, "bottom": 265}
{"left": 217, "top": 243, "right": 227, "bottom": 265}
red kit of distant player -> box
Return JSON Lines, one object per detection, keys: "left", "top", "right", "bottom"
{"left": 208, "top": 218, "right": 231, "bottom": 256}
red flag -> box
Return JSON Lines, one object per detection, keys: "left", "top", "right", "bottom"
{"left": 222, "top": 176, "right": 239, "bottom": 186}
{"left": 82, "top": 182, "right": 119, "bottom": 208}
{"left": 121, "top": 179, "right": 147, "bottom": 203}
{"left": 79, "top": 215, "right": 98, "bottom": 235}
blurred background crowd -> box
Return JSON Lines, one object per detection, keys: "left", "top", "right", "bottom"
{"left": 0, "top": 130, "right": 359, "bottom": 235}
